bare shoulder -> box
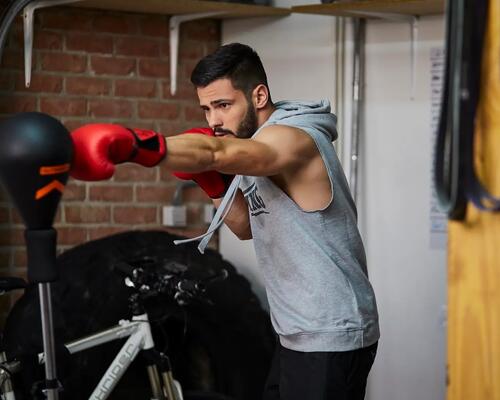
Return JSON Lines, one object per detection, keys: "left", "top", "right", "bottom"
{"left": 254, "top": 124, "right": 318, "bottom": 158}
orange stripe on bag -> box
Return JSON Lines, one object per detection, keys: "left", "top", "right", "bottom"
{"left": 39, "top": 163, "right": 70, "bottom": 175}
{"left": 35, "top": 180, "right": 65, "bottom": 200}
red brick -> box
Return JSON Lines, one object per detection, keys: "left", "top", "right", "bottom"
{"left": 0, "top": 251, "right": 11, "bottom": 269}
{"left": 62, "top": 183, "right": 86, "bottom": 201}
{"left": 41, "top": 53, "right": 87, "bottom": 73}
{"left": 10, "top": 208, "right": 22, "bottom": 224}
{"left": 181, "top": 60, "right": 199, "bottom": 81}
{"left": 34, "top": 31, "right": 63, "bottom": 50}
{"left": 184, "top": 105, "right": 205, "bottom": 122}
{"left": 40, "top": 10, "right": 93, "bottom": 32}
{"left": 0, "top": 72, "right": 14, "bottom": 91}
{"left": 162, "top": 82, "right": 198, "bottom": 102}
{"left": 66, "top": 33, "right": 114, "bottom": 54}
{"left": 179, "top": 43, "right": 204, "bottom": 60}
{"left": 8, "top": 29, "right": 62, "bottom": 51}
{"left": 15, "top": 73, "right": 63, "bottom": 93}
{"left": 186, "top": 204, "right": 203, "bottom": 225}
{"left": 0, "top": 95, "right": 37, "bottom": 114}
{"left": 54, "top": 227, "right": 87, "bottom": 245}
{"left": 184, "top": 186, "right": 212, "bottom": 203}
{"left": 114, "top": 164, "right": 157, "bottom": 182}
{"left": 0, "top": 229, "right": 24, "bottom": 246}
{"left": 66, "top": 76, "right": 111, "bottom": 96}
{"left": 166, "top": 226, "right": 211, "bottom": 240}
{"left": 62, "top": 120, "right": 90, "bottom": 131}
{"left": 93, "top": 15, "right": 138, "bottom": 35}
{"left": 91, "top": 56, "right": 136, "bottom": 76}
{"left": 54, "top": 208, "right": 63, "bottom": 224}
{"left": 138, "top": 102, "right": 179, "bottom": 120}
{"left": 115, "top": 37, "right": 160, "bottom": 57}
{"left": 113, "top": 206, "right": 157, "bottom": 224}
{"left": 181, "top": 20, "right": 219, "bottom": 42}
{"left": 119, "top": 120, "right": 156, "bottom": 130}
{"left": 160, "top": 164, "right": 180, "bottom": 181}
{"left": 204, "top": 41, "right": 221, "bottom": 56}
{"left": 138, "top": 59, "right": 169, "bottom": 78}
{"left": 89, "top": 99, "right": 132, "bottom": 118}
{"left": 65, "top": 205, "right": 110, "bottom": 223}
{"left": 88, "top": 227, "right": 127, "bottom": 241}
{"left": 40, "top": 98, "right": 86, "bottom": 117}
{"left": 1, "top": 50, "right": 26, "bottom": 70}
{"left": 5, "top": 27, "right": 22, "bottom": 50}
{"left": 0, "top": 207, "right": 9, "bottom": 223}
{"left": 136, "top": 186, "right": 174, "bottom": 202}
{"left": 12, "top": 250, "right": 26, "bottom": 269}
{"left": 160, "top": 41, "right": 169, "bottom": 58}
{"left": 89, "top": 185, "right": 133, "bottom": 202}
{"left": 115, "top": 80, "right": 156, "bottom": 98}
{"left": 140, "top": 16, "right": 169, "bottom": 37}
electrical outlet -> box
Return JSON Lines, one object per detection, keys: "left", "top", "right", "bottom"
{"left": 204, "top": 204, "right": 215, "bottom": 224}
{"left": 162, "top": 205, "right": 186, "bottom": 227}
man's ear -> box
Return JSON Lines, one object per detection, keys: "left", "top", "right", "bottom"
{"left": 252, "top": 84, "right": 270, "bottom": 110}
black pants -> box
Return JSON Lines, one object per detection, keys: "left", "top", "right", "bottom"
{"left": 262, "top": 341, "right": 378, "bottom": 400}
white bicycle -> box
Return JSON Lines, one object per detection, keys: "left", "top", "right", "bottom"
{"left": 0, "top": 260, "right": 232, "bottom": 400}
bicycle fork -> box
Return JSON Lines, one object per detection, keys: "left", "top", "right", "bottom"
{"left": 0, "top": 351, "right": 20, "bottom": 400}
{"left": 143, "top": 350, "right": 182, "bottom": 400}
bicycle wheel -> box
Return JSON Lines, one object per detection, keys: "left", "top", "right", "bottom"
{"left": 3, "top": 230, "right": 275, "bottom": 400}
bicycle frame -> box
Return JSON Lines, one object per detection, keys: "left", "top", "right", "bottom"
{"left": 37, "top": 312, "right": 183, "bottom": 400}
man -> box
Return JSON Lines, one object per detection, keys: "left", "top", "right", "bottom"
{"left": 70, "top": 43, "right": 379, "bottom": 400}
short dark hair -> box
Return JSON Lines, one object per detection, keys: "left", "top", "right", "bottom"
{"left": 191, "top": 43, "right": 270, "bottom": 100}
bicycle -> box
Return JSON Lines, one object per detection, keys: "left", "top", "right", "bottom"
{"left": 0, "top": 259, "right": 233, "bottom": 400}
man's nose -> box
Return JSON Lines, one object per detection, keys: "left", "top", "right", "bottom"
{"left": 207, "top": 112, "right": 223, "bottom": 130}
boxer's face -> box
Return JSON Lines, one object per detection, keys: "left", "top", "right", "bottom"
{"left": 197, "top": 78, "right": 258, "bottom": 139}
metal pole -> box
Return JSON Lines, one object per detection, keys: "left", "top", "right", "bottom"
{"left": 350, "top": 18, "right": 366, "bottom": 204}
{"left": 38, "top": 283, "right": 59, "bottom": 400}
{"left": 335, "top": 16, "right": 346, "bottom": 161}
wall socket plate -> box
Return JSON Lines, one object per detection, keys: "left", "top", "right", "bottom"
{"left": 162, "top": 205, "right": 187, "bottom": 227}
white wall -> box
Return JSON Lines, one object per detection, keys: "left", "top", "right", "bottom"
{"left": 360, "top": 16, "right": 447, "bottom": 400}
{"left": 220, "top": 3, "right": 447, "bottom": 400}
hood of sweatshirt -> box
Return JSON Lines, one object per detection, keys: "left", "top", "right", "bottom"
{"left": 256, "top": 99, "right": 338, "bottom": 142}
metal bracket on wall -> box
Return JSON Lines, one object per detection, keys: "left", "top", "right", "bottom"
{"left": 23, "top": 0, "right": 83, "bottom": 87}
{"left": 349, "top": 11, "right": 420, "bottom": 100}
{"left": 169, "top": 12, "right": 225, "bottom": 96}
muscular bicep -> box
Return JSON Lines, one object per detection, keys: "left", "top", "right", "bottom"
{"left": 213, "top": 125, "right": 317, "bottom": 176}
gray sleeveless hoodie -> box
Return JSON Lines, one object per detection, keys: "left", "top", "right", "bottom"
{"left": 240, "top": 100, "right": 379, "bottom": 352}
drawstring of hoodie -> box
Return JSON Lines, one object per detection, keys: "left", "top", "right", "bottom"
{"left": 173, "top": 175, "right": 242, "bottom": 253}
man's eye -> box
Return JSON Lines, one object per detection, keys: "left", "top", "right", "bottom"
{"left": 219, "top": 103, "right": 230, "bottom": 109}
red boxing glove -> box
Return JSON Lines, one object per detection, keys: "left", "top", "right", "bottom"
{"left": 172, "top": 128, "right": 234, "bottom": 199}
{"left": 70, "top": 124, "right": 166, "bottom": 181}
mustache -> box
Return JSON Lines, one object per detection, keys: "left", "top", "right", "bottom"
{"left": 214, "top": 128, "right": 235, "bottom": 135}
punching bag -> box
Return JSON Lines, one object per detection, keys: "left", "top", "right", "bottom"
{"left": 0, "top": 112, "right": 72, "bottom": 283}
{"left": 0, "top": 112, "right": 72, "bottom": 229}
{"left": 0, "top": 111, "right": 73, "bottom": 400}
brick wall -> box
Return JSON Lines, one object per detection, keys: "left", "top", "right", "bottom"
{"left": 0, "top": 7, "right": 221, "bottom": 320}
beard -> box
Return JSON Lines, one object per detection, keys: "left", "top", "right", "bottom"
{"left": 214, "top": 102, "right": 258, "bottom": 139}
{"left": 236, "top": 102, "right": 258, "bottom": 139}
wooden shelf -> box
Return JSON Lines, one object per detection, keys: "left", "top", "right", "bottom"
{"left": 292, "top": 0, "right": 445, "bottom": 19}
{"left": 71, "top": 0, "right": 290, "bottom": 19}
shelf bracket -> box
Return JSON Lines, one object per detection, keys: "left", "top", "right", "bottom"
{"left": 23, "top": 0, "right": 82, "bottom": 87}
{"left": 169, "top": 12, "right": 225, "bottom": 96}
{"left": 349, "top": 11, "right": 419, "bottom": 99}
